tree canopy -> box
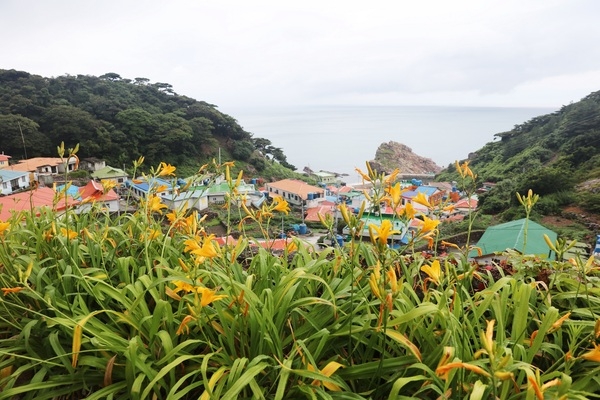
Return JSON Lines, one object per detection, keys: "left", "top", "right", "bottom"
{"left": 0, "top": 69, "right": 296, "bottom": 173}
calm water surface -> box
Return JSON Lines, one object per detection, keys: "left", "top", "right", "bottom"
{"left": 225, "top": 105, "right": 555, "bottom": 182}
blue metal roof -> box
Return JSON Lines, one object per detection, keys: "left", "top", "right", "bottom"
{"left": 126, "top": 177, "right": 176, "bottom": 193}
{"left": 415, "top": 186, "right": 438, "bottom": 196}
{"left": 0, "top": 170, "right": 28, "bottom": 180}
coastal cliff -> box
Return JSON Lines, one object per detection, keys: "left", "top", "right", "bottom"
{"left": 369, "top": 141, "right": 442, "bottom": 175}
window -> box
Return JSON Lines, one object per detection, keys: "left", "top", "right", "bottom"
{"left": 21, "top": 177, "right": 26, "bottom": 182}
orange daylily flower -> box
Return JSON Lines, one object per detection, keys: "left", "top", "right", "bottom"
{"left": 176, "top": 315, "right": 194, "bottom": 335}
{"left": 548, "top": 312, "right": 571, "bottom": 333}
{"left": 436, "top": 361, "right": 490, "bottom": 379}
{"left": 1, "top": 287, "right": 25, "bottom": 295}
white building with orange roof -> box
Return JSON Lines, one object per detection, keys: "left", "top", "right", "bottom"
{"left": 4, "top": 156, "right": 79, "bottom": 184}
{"left": 0, "top": 153, "right": 11, "bottom": 169}
{"left": 264, "top": 179, "right": 325, "bottom": 207}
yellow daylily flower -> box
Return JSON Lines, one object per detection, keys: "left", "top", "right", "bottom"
{"left": 385, "top": 183, "right": 404, "bottom": 207}
{"left": 60, "top": 227, "right": 78, "bottom": 240}
{"left": 338, "top": 204, "right": 351, "bottom": 225}
{"left": 581, "top": 344, "right": 600, "bottom": 362}
{"left": 157, "top": 162, "right": 176, "bottom": 177}
{"left": 144, "top": 229, "right": 161, "bottom": 241}
{"left": 421, "top": 259, "right": 441, "bottom": 285}
{"left": 309, "top": 361, "right": 345, "bottom": 391}
{"left": 386, "top": 267, "right": 398, "bottom": 294}
{"left": 398, "top": 203, "right": 416, "bottom": 220}
{"left": 481, "top": 319, "right": 495, "bottom": 354}
{"left": 412, "top": 193, "right": 432, "bottom": 208}
{"left": 147, "top": 195, "right": 168, "bottom": 214}
{"left": 419, "top": 215, "right": 440, "bottom": 234}
{"left": 101, "top": 179, "right": 117, "bottom": 193}
{"left": 384, "top": 169, "right": 400, "bottom": 184}
{"left": 369, "top": 263, "right": 382, "bottom": 299}
{"left": 191, "top": 235, "right": 220, "bottom": 259}
{"left": 198, "top": 287, "right": 228, "bottom": 307}
{"left": 172, "top": 279, "right": 196, "bottom": 294}
{"left": 272, "top": 196, "right": 290, "bottom": 214}
{"left": 0, "top": 221, "right": 11, "bottom": 235}
{"left": 368, "top": 220, "right": 400, "bottom": 246}
{"left": 355, "top": 166, "right": 372, "bottom": 182}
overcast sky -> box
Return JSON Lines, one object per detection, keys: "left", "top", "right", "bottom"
{"left": 2, "top": 0, "right": 600, "bottom": 109}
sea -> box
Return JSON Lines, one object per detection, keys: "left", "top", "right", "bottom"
{"left": 224, "top": 105, "right": 556, "bottom": 183}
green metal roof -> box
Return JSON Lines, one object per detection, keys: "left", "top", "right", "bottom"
{"left": 471, "top": 218, "right": 557, "bottom": 258}
{"left": 91, "top": 166, "right": 128, "bottom": 179}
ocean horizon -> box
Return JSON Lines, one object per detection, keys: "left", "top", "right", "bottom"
{"left": 225, "top": 105, "right": 556, "bottom": 183}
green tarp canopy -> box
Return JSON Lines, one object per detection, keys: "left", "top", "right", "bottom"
{"left": 470, "top": 218, "right": 557, "bottom": 258}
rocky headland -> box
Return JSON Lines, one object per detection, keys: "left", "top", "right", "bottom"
{"left": 368, "top": 141, "right": 442, "bottom": 175}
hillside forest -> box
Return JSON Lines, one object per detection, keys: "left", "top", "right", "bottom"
{"left": 0, "top": 69, "right": 296, "bottom": 176}
{"left": 435, "top": 90, "right": 600, "bottom": 241}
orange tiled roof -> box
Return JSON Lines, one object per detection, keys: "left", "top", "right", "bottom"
{"left": 266, "top": 179, "right": 324, "bottom": 200}
{"left": 0, "top": 187, "right": 79, "bottom": 220}
{"left": 79, "top": 180, "right": 119, "bottom": 203}
{"left": 305, "top": 201, "right": 336, "bottom": 222}
{"left": 5, "top": 157, "right": 67, "bottom": 172}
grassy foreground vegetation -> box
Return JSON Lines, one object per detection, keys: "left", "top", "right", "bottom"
{"left": 0, "top": 154, "right": 599, "bottom": 399}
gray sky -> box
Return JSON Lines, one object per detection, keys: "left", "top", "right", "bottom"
{"left": 2, "top": 0, "right": 600, "bottom": 109}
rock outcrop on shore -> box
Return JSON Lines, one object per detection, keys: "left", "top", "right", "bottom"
{"left": 369, "top": 141, "right": 442, "bottom": 175}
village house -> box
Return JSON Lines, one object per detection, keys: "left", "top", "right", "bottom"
{"left": 0, "top": 153, "right": 11, "bottom": 169}
{"left": 91, "top": 166, "right": 129, "bottom": 186}
{"left": 79, "top": 157, "right": 106, "bottom": 172}
{"left": 4, "top": 157, "right": 79, "bottom": 185}
{"left": 0, "top": 169, "right": 31, "bottom": 195}
{"left": 311, "top": 171, "right": 338, "bottom": 185}
{"left": 77, "top": 180, "right": 120, "bottom": 213}
{"left": 265, "top": 179, "right": 325, "bottom": 207}
{"left": 453, "top": 197, "right": 478, "bottom": 215}
{"left": 125, "top": 177, "right": 179, "bottom": 199}
{"left": 161, "top": 190, "right": 209, "bottom": 212}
